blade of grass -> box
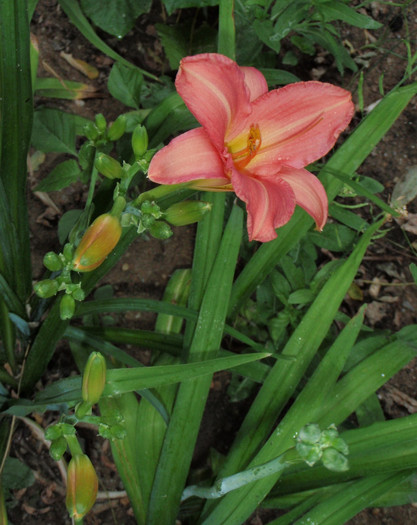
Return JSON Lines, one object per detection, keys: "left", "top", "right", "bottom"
{"left": 0, "top": 0, "right": 33, "bottom": 303}
{"left": 228, "top": 82, "right": 417, "bottom": 318}
{"left": 146, "top": 205, "right": 243, "bottom": 525}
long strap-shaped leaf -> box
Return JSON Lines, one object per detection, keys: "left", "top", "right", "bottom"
{"left": 145, "top": 204, "right": 243, "bottom": 525}
{"left": 201, "top": 218, "right": 383, "bottom": 524}
{"left": 228, "top": 82, "right": 417, "bottom": 318}
{"left": 0, "top": 0, "right": 33, "bottom": 303}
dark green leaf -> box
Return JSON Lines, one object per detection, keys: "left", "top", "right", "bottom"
{"left": 81, "top": 0, "right": 151, "bottom": 38}
{"left": 31, "top": 108, "right": 77, "bottom": 155}
{"left": 309, "top": 223, "right": 356, "bottom": 252}
{"left": 162, "top": 0, "right": 218, "bottom": 16}
{"left": 58, "top": 209, "right": 83, "bottom": 244}
{"left": 35, "top": 159, "right": 80, "bottom": 192}
{"left": 107, "top": 62, "right": 143, "bottom": 108}
{"left": 315, "top": 2, "right": 382, "bottom": 29}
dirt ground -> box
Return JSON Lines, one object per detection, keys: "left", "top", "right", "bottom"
{"left": 10, "top": 1, "right": 417, "bottom": 523}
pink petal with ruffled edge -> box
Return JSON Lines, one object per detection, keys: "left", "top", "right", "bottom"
{"left": 175, "top": 54, "right": 252, "bottom": 151}
{"left": 277, "top": 166, "right": 328, "bottom": 230}
{"left": 234, "top": 81, "right": 354, "bottom": 173}
{"left": 231, "top": 168, "right": 296, "bottom": 242}
{"left": 147, "top": 127, "right": 227, "bottom": 185}
{"left": 240, "top": 66, "right": 268, "bottom": 102}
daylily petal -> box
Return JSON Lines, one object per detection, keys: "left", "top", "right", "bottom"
{"left": 175, "top": 53, "right": 252, "bottom": 150}
{"left": 240, "top": 66, "right": 268, "bottom": 101}
{"left": 148, "top": 127, "right": 227, "bottom": 185}
{"left": 277, "top": 166, "right": 328, "bottom": 230}
{"left": 241, "top": 81, "right": 354, "bottom": 172}
{"left": 231, "top": 168, "right": 296, "bottom": 242}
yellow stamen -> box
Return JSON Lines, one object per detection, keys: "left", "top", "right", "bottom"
{"left": 230, "top": 124, "right": 261, "bottom": 170}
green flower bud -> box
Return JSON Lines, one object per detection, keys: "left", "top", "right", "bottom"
{"left": 72, "top": 286, "right": 86, "bottom": 302}
{"left": 60, "top": 294, "right": 76, "bottom": 320}
{"left": 82, "top": 352, "right": 106, "bottom": 405}
{"left": 322, "top": 447, "right": 349, "bottom": 472}
{"left": 95, "top": 153, "right": 123, "bottom": 180}
{"left": 140, "top": 200, "right": 161, "bottom": 218}
{"left": 94, "top": 113, "right": 107, "bottom": 133}
{"left": 72, "top": 214, "right": 122, "bottom": 272}
{"left": 63, "top": 243, "right": 74, "bottom": 262}
{"left": 132, "top": 125, "right": 148, "bottom": 159}
{"left": 84, "top": 121, "right": 99, "bottom": 141}
{"left": 164, "top": 201, "right": 212, "bottom": 226}
{"left": 34, "top": 279, "right": 59, "bottom": 298}
{"left": 49, "top": 436, "right": 67, "bottom": 461}
{"left": 43, "top": 251, "right": 63, "bottom": 272}
{"left": 66, "top": 454, "right": 98, "bottom": 520}
{"left": 149, "top": 221, "right": 172, "bottom": 240}
{"left": 108, "top": 114, "right": 126, "bottom": 141}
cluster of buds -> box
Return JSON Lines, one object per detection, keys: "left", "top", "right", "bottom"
{"left": 84, "top": 113, "right": 127, "bottom": 145}
{"left": 296, "top": 423, "right": 349, "bottom": 472}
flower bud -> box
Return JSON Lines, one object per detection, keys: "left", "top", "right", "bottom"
{"left": 108, "top": 114, "right": 126, "bottom": 141}
{"left": 94, "top": 113, "right": 107, "bottom": 133}
{"left": 132, "top": 125, "right": 148, "bottom": 159}
{"left": 60, "top": 294, "right": 76, "bottom": 320}
{"left": 72, "top": 214, "right": 122, "bottom": 272}
{"left": 66, "top": 454, "right": 98, "bottom": 520}
{"left": 43, "top": 251, "right": 63, "bottom": 272}
{"left": 164, "top": 201, "right": 212, "bottom": 226}
{"left": 49, "top": 436, "right": 68, "bottom": 461}
{"left": 82, "top": 352, "right": 106, "bottom": 405}
{"left": 84, "top": 121, "right": 99, "bottom": 141}
{"left": 95, "top": 153, "right": 123, "bottom": 180}
{"left": 34, "top": 279, "right": 59, "bottom": 298}
{"left": 149, "top": 221, "right": 172, "bottom": 240}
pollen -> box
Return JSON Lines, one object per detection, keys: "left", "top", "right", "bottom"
{"left": 230, "top": 124, "right": 262, "bottom": 170}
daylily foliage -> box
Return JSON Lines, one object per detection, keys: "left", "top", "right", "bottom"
{"left": 148, "top": 53, "right": 354, "bottom": 242}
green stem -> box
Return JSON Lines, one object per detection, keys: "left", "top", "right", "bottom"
{"left": 65, "top": 434, "right": 83, "bottom": 457}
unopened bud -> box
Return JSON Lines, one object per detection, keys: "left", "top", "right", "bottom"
{"left": 66, "top": 454, "right": 98, "bottom": 520}
{"left": 94, "top": 113, "right": 107, "bottom": 133}
{"left": 72, "top": 214, "right": 122, "bottom": 272}
{"left": 84, "top": 121, "right": 99, "bottom": 141}
{"left": 34, "top": 279, "right": 59, "bottom": 298}
{"left": 149, "top": 221, "right": 172, "bottom": 240}
{"left": 82, "top": 352, "right": 106, "bottom": 405}
{"left": 95, "top": 153, "right": 123, "bottom": 180}
{"left": 108, "top": 115, "right": 126, "bottom": 141}
{"left": 60, "top": 294, "right": 75, "bottom": 320}
{"left": 49, "top": 436, "right": 67, "bottom": 461}
{"left": 132, "top": 125, "right": 148, "bottom": 158}
{"left": 164, "top": 201, "right": 212, "bottom": 226}
{"left": 43, "top": 251, "right": 63, "bottom": 272}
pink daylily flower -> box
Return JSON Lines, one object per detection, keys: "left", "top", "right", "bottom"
{"left": 148, "top": 53, "right": 355, "bottom": 242}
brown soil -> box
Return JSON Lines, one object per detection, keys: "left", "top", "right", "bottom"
{"left": 10, "top": 1, "right": 417, "bottom": 523}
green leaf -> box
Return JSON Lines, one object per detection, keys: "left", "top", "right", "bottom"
{"left": 34, "top": 77, "right": 97, "bottom": 100}
{"left": 260, "top": 68, "right": 300, "bottom": 86}
{"left": 58, "top": 209, "right": 83, "bottom": 244}
{"left": 34, "top": 159, "right": 80, "bottom": 192}
{"left": 315, "top": 2, "right": 382, "bottom": 29}
{"left": 309, "top": 223, "right": 356, "bottom": 252}
{"left": 80, "top": 0, "right": 151, "bottom": 38}
{"left": 12, "top": 351, "right": 270, "bottom": 412}
{"left": 107, "top": 62, "right": 143, "bottom": 108}
{"left": 31, "top": 108, "right": 77, "bottom": 155}
{"left": 3, "top": 457, "right": 35, "bottom": 491}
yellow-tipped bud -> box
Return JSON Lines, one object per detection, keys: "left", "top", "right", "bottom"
{"left": 82, "top": 352, "right": 106, "bottom": 405}
{"left": 66, "top": 454, "right": 98, "bottom": 520}
{"left": 72, "top": 214, "right": 122, "bottom": 272}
